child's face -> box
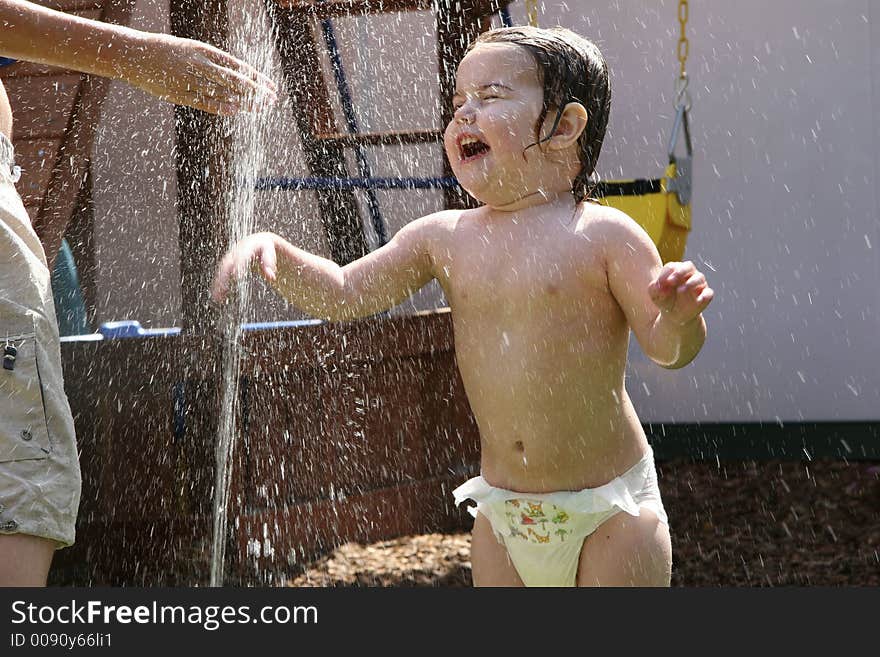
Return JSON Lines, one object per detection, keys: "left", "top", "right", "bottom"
{"left": 444, "top": 43, "right": 549, "bottom": 206}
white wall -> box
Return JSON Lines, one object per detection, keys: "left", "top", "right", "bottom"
{"left": 576, "top": 0, "right": 880, "bottom": 423}
{"left": 90, "top": 0, "right": 880, "bottom": 422}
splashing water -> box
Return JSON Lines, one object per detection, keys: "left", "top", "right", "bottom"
{"left": 210, "top": 8, "right": 277, "bottom": 586}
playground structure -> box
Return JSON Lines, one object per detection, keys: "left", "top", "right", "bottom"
{"left": 53, "top": 310, "right": 478, "bottom": 584}
{"left": 3, "top": 0, "right": 695, "bottom": 584}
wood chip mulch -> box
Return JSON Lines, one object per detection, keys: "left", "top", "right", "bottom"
{"left": 287, "top": 459, "right": 880, "bottom": 587}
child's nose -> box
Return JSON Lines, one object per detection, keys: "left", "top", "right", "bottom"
{"left": 454, "top": 104, "right": 476, "bottom": 124}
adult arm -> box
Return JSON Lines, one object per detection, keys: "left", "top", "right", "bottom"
{"left": 0, "top": 0, "right": 276, "bottom": 115}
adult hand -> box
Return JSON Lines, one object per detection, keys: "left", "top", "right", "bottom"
{"left": 121, "top": 31, "right": 277, "bottom": 115}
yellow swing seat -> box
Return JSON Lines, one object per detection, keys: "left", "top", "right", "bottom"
{"left": 597, "top": 162, "right": 691, "bottom": 264}
{"left": 596, "top": 101, "right": 694, "bottom": 264}
{"left": 518, "top": 0, "right": 694, "bottom": 264}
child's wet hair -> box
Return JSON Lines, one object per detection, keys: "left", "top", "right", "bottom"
{"left": 467, "top": 26, "right": 611, "bottom": 202}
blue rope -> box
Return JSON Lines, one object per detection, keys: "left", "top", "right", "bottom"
{"left": 255, "top": 176, "right": 461, "bottom": 191}
{"left": 499, "top": 6, "right": 513, "bottom": 27}
{"left": 266, "top": 5, "right": 519, "bottom": 232}
{"left": 320, "top": 19, "right": 388, "bottom": 245}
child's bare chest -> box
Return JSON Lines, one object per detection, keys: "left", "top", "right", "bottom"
{"left": 436, "top": 230, "right": 608, "bottom": 315}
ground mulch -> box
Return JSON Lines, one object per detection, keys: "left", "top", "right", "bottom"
{"left": 287, "top": 459, "right": 880, "bottom": 587}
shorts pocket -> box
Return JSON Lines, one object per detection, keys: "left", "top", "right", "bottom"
{"left": 0, "top": 314, "right": 52, "bottom": 462}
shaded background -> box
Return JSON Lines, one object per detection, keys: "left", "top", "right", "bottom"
{"left": 76, "top": 0, "right": 880, "bottom": 424}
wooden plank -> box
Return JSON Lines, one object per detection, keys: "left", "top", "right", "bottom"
{"left": 236, "top": 310, "right": 473, "bottom": 502}
{"left": 62, "top": 159, "right": 98, "bottom": 328}
{"left": 24, "top": 206, "right": 41, "bottom": 223}
{"left": 3, "top": 75, "right": 81, "bottom": 139}
{"left": 56, "top": 335, "right": 218, "bottom": 585}
{"left": 168, "top": 0, "right": 231, "bottom": 577}
{"left": 264, "top": 0, "right": 368, "bottom": 266}
{"left": 436, "top": 0, "right": 502, "bottom": 210}
{"left": 53, "top": 311, "right": 479, "bottom": 584}
{"left": 240, "top": 308, "right": 454, "bottom": 371}
{"left": 169, "top": 0, "right": 230, "bottom": 334}
{"left": 234, "top": 473, "right": 475, "bottom": 577}
{"left": 14, "top": 137, "right": 61, "bottom": 207}
{"left": 240, "top": 364, "right": 333, "bottom": 504}
{"left": 32, "top": 0, "right": 136, "bottom": 269}
{"left": 31, "top": 74, "right": 106, "bottom": 266}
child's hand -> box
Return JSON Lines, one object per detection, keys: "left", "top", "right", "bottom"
{"left": 123, "top": 33, "right": 277, "bottom": 115}
{"left": 648, "top": 261, "right": 714, "bottom": 325}
{"left": 211, "top": 232, "right": 279, "bottom": 302}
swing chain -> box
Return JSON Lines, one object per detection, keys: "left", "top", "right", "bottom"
{"left": 675, "top": 0, "right": 692, "bottom": 111}
{"left": 677, "top": 0, "right": 689, "bottom": 78}
{"left": 667, "top": 0, "right": 693, "bottom": 204}
{"left": 525, "top": 0, "right": 539, "bottom": 28}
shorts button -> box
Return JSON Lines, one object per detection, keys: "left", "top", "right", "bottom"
{"left": 20, "top": 429, "right": 32, "bottom": 441}
{"left": 1, "top": 520, "right": 17, "bottom": 531}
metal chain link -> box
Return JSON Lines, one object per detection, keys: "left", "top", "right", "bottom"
{"left": 677, "top": 0, "right": 689, "bottom": 78}
{"left": 675, "top": 0, "right": 692, "bottom": 110}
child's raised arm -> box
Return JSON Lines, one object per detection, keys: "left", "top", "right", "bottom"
{"left": 603, "top": 212, "right": 713, "bottom": 369}
{"left": 211, "top": 214, "right": 442, "bottom": 321}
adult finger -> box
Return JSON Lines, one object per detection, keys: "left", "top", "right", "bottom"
{"left": 203, "top": 67, "right": 275, "bottom": 113}
{"left": 200, "top": 49, "right": 278, "bottom": 104}
{"left": 205, "top": 46, "right": 278, "bottom": 95}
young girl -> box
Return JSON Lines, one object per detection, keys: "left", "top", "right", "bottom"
{"left": 213, "top": 26, "right": 713, "bottom": 587}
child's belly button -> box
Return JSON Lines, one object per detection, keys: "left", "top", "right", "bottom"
{"left": 513, "top": 440, "right": 528, "bottom": 467}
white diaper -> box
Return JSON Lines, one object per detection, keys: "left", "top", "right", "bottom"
{"left": 453, "top": 448, "right": 668, "bottom": 586}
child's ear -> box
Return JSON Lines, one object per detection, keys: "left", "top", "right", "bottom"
{"left": 545, "top": 102, "right": 588, "bottom": 150}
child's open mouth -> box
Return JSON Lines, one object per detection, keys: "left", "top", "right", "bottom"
{"left": 458, "top": 135, "right": 491, "bottom": 163}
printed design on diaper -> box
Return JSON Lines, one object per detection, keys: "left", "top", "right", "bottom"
{"left": 504, "top": 499, "right": 571, "bottom": 544}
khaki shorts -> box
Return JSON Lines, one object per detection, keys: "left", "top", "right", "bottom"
{"left": 0, "top": 133, "right": 81, "bottom": 548}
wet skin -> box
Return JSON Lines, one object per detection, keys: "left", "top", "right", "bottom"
{"left": 215, "top": 43, "right": 711, "bottom": 495}
{"left": 1, "top": 80, "right": 11, "bottom": 139}
{"left": 429, "top": 200, "right": 649, "bottom": 492}
{"left": 213, "top": 40, "right": 713, "bottom": 586}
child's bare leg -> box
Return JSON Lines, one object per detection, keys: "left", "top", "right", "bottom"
{"left": 0, "top": 533, "right": 56, "bottom": 586}
{"left": 470, "top": 512, "right": 524, "bottom": 587}
{"left": 576, "top": 509, "right": 672, "bottom": 587}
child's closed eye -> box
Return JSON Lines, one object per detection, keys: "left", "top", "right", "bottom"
{"left": 478, "top": 92, "right": 502, "bottom": 102}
